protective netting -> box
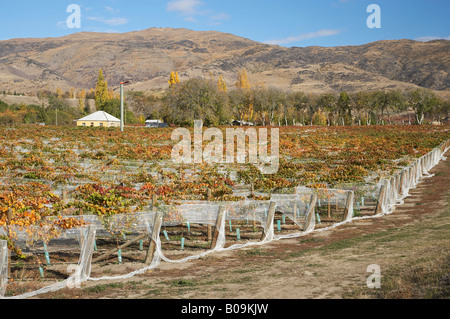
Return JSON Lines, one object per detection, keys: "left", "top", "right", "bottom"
{"left": 0, "top": 225, "right": 96, "bottom": 299}
{"left": 1, "top": 139, "right": 448, "bottom": 299}
{"left": 0, "top": 240, "right": 7, "bottom": 297}
{"left": 372, "top": 142, "right": 449, "bottom": 216}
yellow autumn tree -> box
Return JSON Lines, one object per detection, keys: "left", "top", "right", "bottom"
{"left": 236, "top": 68, "right": 253, "bottom": 123}
{"left": 107, "top": 88, "right": 116, "bottom": 100}
{"left": 77, "top": 89, "right": 87, "bottom": 112}
{"left": 168, "top": 71, "right": 180, "bottom": 87}
{"left": 236, "top": 68, "right": 251, "bottom": 90}
{"left": 69, "top": 87, "right": 76, "bottom": 99}
{"left": 240, "top": 100, "right": 254, "bottom": 122}
{"left": 56, "top": 87, "right": 63, "bottom": 99}
{"left": 95, "top": 69, "right": 109, "bottom": 109}
{"left": 217, "top": 75, "right": 227, "bottom": 93}
{"left": 78, "top": 89, "right": 86, "bottom": 100}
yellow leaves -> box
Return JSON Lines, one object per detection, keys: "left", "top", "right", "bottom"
{"left": 56, "top": 87, "right": 63, "bottom": 99}
{"left": 95, "top": 68, "right": 109, "bottom": 108}
{"left": 307, "top": 183, "right": 327, "bottom": 189}
{"left": 53, "top": 216, "right": 87, "bottom": 230}
{"left": 217, "top": 75, "right": 227, "bottom": 93}
{"left": 236, "top": 68, "right": 251, "bottom": 90}
{"left": 169, "top": 71, "right": 180, "bottom": 87}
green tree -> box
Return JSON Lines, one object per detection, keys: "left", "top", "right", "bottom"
{"left": 316, "top": 93, "right": 336, "bottom": 126}
{"left": 337, "top": 92, "right": 352, "bottom": 125}
{"left": 164, "top": 78, "right": 231, "bottom": 126}
{"left": 95, "top": 69, "right": 109, "bottom": 110}
{"left": 101, "top": 98, "right": 138, "bottom": 125}
{"left": 407, "top": 89, "right": 438, "bottom": 125}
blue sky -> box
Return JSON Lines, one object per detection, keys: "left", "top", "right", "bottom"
{"left": 0, "top": 0, "right": 449, "bottom": 47}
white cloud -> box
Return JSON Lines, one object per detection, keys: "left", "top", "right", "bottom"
{"left": 105, "top": 6, "right": 118, "bottom": 13}
{"left": 87, "top": 16, "right": 129, "bottom": 26}
{"left": 57, "top": 21, "right": 67, "bottom": 30}
{"left": 210, "top": 12, "right": 230, "bottom": 21}
{"left": 167, "top": 0, "right": 230, "bottom": 25}
{"left": 167, "top": 0, "right": 205, "bottom": 16}
{"left": 184, "top": 16, "right": 198, "bottom": 23}
{"left": 208, "top": 12, "right": 230, "bottom": 25}
{"left": 415, "top": 35, "right": 450, "bottom": 42}
{"left": 84, "top": 27, "right": 120, "bottom": 34}
{"left": 264, "top": 29, "right": 342, "bottom": 46}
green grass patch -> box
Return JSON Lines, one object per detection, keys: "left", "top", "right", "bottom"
{"left": 83, "top": 282, "right": 124, "bottom": 294}
{"left": 170, "top": 278, "right": 196, "bottom": 287}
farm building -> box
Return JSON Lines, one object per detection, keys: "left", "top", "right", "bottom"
{"left": 76, "top": 111, "right": 121, "bottom": 128}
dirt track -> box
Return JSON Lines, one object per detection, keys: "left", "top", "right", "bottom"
{"left": 38, "top": 151, "right": 450, "bottom": 299}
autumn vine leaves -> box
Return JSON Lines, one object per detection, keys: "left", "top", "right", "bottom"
{"left": 0, "top": 123, "right": 449, "bottom": 255}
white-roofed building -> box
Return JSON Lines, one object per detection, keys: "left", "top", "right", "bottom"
{"left": 76, "top": 111, "right": 121, "bottom": 128}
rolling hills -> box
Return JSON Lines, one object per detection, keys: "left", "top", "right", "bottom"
{"left": 0, "top": 28, "right": 448, "bottom": 97}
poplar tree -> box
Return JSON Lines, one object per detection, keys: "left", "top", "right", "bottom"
{"left": 95, "top": 69, "right": 109, "bottom": 110}
{"left": 168, "top": 71, "right": 180, "bottom": 87}
{"left": 217, "top": 75, "right": 227, "bottom": 93}
{"left": 236, "top": 68, "right": 250, "bottom": 90}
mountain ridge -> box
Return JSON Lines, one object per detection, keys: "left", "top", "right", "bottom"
{"left": 0, "top": 28, "right": 448, "bottom": 97}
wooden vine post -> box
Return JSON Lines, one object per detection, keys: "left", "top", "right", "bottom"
{"left": 374, "top": 184, "right": 386, "bottom": 215}
{"left": 145, "top": 212, "right": 163, "bottom": 265}
{"left": 210, "top": 206, "right": 225, "bottom": 250}
{"left": 207, "top": 188, "right": 212, "bottom": 241}
{"left": 292, "top": 202, "right": 297, "bottom": 223}
{"left": 6, "top": 209, "right": 12, "bottom": 277}
{"left": 398, "top": 171, "right": 405, "bottom": 195}
{"left": 327, "top": 195, "right": 331, "bottom": 218}
{"left": 304, "top": 195, "right": 317, "bottom": 232}
{"left": 260, "top": 202, "right": 276, "bottom": 241}
{"left": 342, "top": 192, "right": 354, "bottom": 221}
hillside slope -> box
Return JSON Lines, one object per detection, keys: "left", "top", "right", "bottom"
{"left": 0, "top": 28, "right": 448, "bottom": 96}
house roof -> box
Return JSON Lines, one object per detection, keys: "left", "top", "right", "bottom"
{"left": 77, "top": 111, "right": 120, "bottom": 122}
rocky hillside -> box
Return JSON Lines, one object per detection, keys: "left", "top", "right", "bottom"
{"left": 0, "top": 28, "right": 448, "bottom": 96}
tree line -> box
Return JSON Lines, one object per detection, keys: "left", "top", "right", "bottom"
{"left": 0, "top": 96, "right": 82, "bottom": 126}
{"left": 130, "top": 69, "right": 449, "bottom": 127}
{"left": 1, "top": 68, "right": 448, "bottom": 127}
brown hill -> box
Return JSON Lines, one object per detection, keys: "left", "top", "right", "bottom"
{"left": 0, "top": 28, "right": 449, "bottom": 97}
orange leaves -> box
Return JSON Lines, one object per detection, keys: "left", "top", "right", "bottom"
{"left": 52, "top": 216, "right": 87, "bottom": 230}
{"left": 307, "top": 183, "right": 328, "bottom": 189}
{"left": 140, "top": 182, "right": 155, "bottom": 194}
{"left": 5, "top": 210, "right": 42, "bottom": 227}
{"left": 0, "top": 122, "right": 449, "bottom": 253}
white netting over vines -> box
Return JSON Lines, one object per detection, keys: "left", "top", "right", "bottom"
{"left": 0, "top": 240, "right": 8, "bottom": 297}
{"left": 1, "top": 139, "right": 448, "bottom": 299}
{"left": 373, "top": 143, "right": 449, "bottom": 216}
{"left": 0, "top": 225, "right": 96, "bottom": 299}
